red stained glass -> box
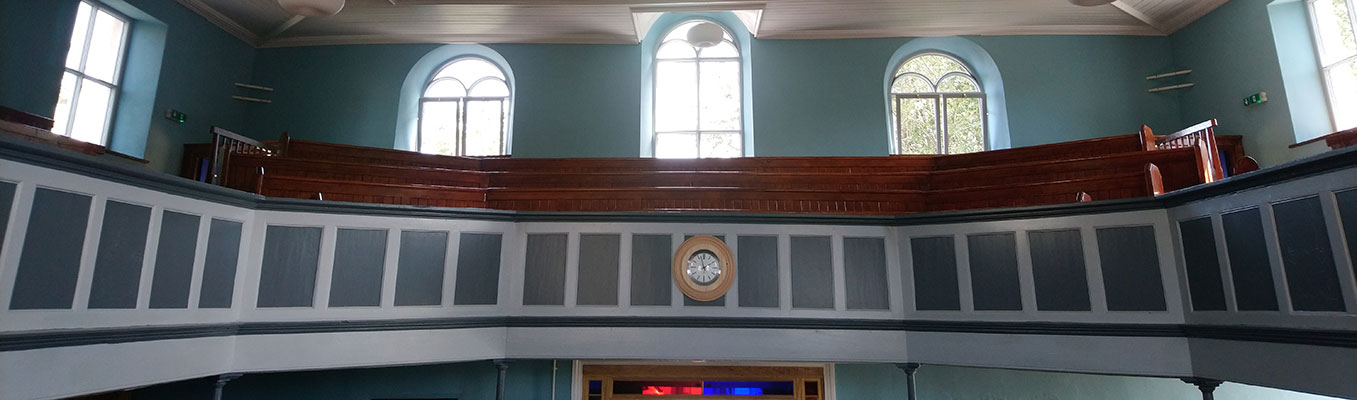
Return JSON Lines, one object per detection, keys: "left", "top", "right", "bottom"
{"left": 641, "top": 386, "right": 703, "bottom": 395}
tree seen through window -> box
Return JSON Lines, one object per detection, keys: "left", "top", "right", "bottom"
{"left": 890, "top": 53, "right": 985, "bottom": 155}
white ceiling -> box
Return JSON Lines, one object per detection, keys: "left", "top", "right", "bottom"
{"left": 173, "top": 0, "right": 1229, "bottom": 48}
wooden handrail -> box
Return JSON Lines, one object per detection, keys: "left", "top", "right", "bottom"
{"left": 209, "top": 126, "right": 273, "bottom": 186}
{"left": 1151, "top": 119, "right": 1222, "bottom": 182}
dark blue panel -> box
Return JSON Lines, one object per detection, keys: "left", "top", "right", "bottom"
{"left": 844, "top": 237, "right": 889, "bottom": 310}
{"left": 329, "top": 228, "right": 387, "bottom": 307}
{"left": 396, "top": 230, "right": 449, "bottom": 306}
{"left": 790, "top": 236, "right": 834, "bottom": 309}
{"left": 257, "top": 226, "right": 322, "bottom": 307}
{"left": 88, "top": 200, "right": 151, "bottom": 309}
{"left": 912, "top": 236, "right": 960, "bottom": 311}
{"left": 629, "top": 234, "right": 672, "bottom": 306}
{"left": 149, "top": 211, "right": 201, "bottom": 309}
{"left": 737, "top": 235, "right": 779, "bottom": 308}
{"left": 1221, "top": 209, "right": 1279, "bottom": 311}
{"left": 523, "top": 234, "right": 567, "bottom": 306}
{"left": 199, "top": 219, "right": 243, "bottom": 309}
{"left": 577, "top": 234, "right": 620, "bottom": 306}
{"left": 1097, "top": 226, "right": 1167, "bottom": 311}
{"left": 1273, "top": 197, "right": 1345, "bottom": 312}
{"left": 454, "top": 233, "right": 502, "bottom": 305}
{"left": 11, "top": 188, "right": 90, "bottom": 310}
{"left": 1178, "top": 218, "right": 1226, "bottom": 311}
{"left": 967, "top": 233, "right": 1022, "bottom": 311}
{"left": 1028, "top": 229, "right": 1091, "bottom": 311}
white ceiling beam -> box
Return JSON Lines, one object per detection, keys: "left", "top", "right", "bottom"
{"left": 1109, "top": 0, "right": 1168, "bottom": 34}
{"left": 171, "top": 0, "right": 262, "bottom": 46}
{"left": 264, "top": 15, "right": 307, "bottom": 41}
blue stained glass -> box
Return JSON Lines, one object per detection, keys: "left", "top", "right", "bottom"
{"left": 701, "top": 381, "right": 793, "bottom": 396}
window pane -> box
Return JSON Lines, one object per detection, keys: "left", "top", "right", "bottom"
{"left": 655, "top": 60, "right": 697, "bottom": 132}
{"left": 52, "top": 72, "right": 79, "bottom": 136}
{"left": 664, "top": 21, "right": 699, "bottom": 41}
{"left": 700, "top": 132, "right": 741, "bottom": 158}
{"left": 937, "top": 75, "right": 980, "bottom": 92}
{"left": 699, "top": 41, "right": 739, "bottom": 58}
{"left": 891, "top": 74, "right": 932, "bottom": 94}
{"left": 699, "top": 60, "right": 741, "bottom": 131}
{"left": 946, "top": 97, "right": 985, "bottom": 154}
{"left": 433, "top": 58, "right": 505, "bottom": 84}
{"left": 469, "top": 78, "right": 509, "bottom": 97}
{"left": 896, "top": 97, "right": 938, "bottom": 155}
{"left": 84, "top": 9, "right": 127, "bottom": 83}
{"left": 65, "top": 2, "right": 93, "bottom": 70}
{"left": 424, "top": 79, "right": 466, "bottom": 98}
{"left": 897, "top": 54, "right": 968, "bottom": 84}
{"left": 655, "top": 133, "right": 698, "bottom": 158}
{"left": 1312, "top": 0, "right": 1357, "bottom": 63}
{"left": 464, "top": 100, "right": 505, "bottom": 156}
{"left": 1329, "top": 58, "right": 1357, "bottom": 130}
{"left": 420, "top": 101, "right": 459, "bottom": 155}
{"left": 657, "top": 41, "right": 696, "bottom": 59}
{"left": 68, "top": 79, "right": 112, "bottom": 144}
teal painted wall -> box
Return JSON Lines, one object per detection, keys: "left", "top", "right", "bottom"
{"left": 245, "top": 35, "right": 1181, "bottom": 158}
{"left": 0, "top": 0, "right": 254, "bottom": 172}
{"left": 834, "top": 364, "right": 1340, "bottom": 400}
{"left": 1168, "top": 0, "right": 1328, "bottom": 166}
{"left": 132, "top": 360, "right": 573, "bottom": 400}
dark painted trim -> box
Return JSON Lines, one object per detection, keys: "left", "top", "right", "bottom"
{"left": 5, "top": 134, "right": 1357, "bottom": 226}
{"left": 3, "top": 316, "right": 1354, "bottom": 352}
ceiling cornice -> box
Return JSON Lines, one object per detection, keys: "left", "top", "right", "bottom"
{"left": 172, "top": 0, "right": 262, "bottom": 46}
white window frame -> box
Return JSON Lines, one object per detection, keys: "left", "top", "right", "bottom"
{"left": 57, "top": 0, "right": 130, "bottom": 145}
{"left": 889, "top": 52, "right": 987, "bottom": 155}
{"left": 651, "top": 18, "right": 745, "bottom": 159}
{"left": 417, "top": 56, "right": 511, "bottom": 156}
{"left": 1306, "top": 0, "right": 1357, "bottom": 131}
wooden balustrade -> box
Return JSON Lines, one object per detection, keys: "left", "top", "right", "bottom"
{"left": 194, "top": 123, "right": 1241, "bottom": 215}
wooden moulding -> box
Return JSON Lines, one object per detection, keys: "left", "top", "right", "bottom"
{"left": 1145, "top": 163, "right": 1164, "bottom": 196}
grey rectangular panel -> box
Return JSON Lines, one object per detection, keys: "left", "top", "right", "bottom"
{"left": 630, "top": 234, "right": 673, "bottom": 306}
{"left": 1028, "top": 229, "right": 1091, "bottom": 311}
{"left": 523, "top": 234, "right": 567, "bottom": 306}
{"left": 1273, "top": 197, "right": 1346, "bottom": 312}
{"left": 256, "top": 225, "right": 322, "bottom": 307}
{"left": 396, "top": 230, "right": 449, "bottom": 306}
{"left": 329, "top": 228, "right": 387, "bottom": 307}
{"left": 683, "top": 235, "right": 725, "bottom": 306}
{"left": 1177, "top": 218, "right": 1226, "bottom": 311}
{"left": 1221, "top": 209, "right": 1279, "bottom": 311}
{"left": 967, "top": 233, "right": 1022, "bottom": 311}
{"left": 454, "top": 233, "right": 502, "bottom": 305}
{"left": 912, "top": 236, "right": 960, "bottom": 311}
{"left": 737, "top": 235, "right": 779, "bottom": 308}
{"left": 149, "top": 211, "right": 201, "bottom": 308}
{"left": 844, "top": 237, "right": 889, "bottom": 310}
{"left": 0, "top": 182, "right": 14, "bottom": 249}
{"left": 1097, "top": 226, "right": 1167, "bottom": 311}
{"left": 88, "top": 200, "right": 151, "bottom": 309}
{"left": 199, "top": 219, "right": 243, "bottom": 309}
{"left": 791, "top": 236, "right": 834, "bottom": 309}
{"left": 1340, "top": 190, "right": 1357, "bottom": 281}
{"left": 577, "top": 234, "right": 620, "bottom": 306}
{"left": 10, "top": 188, "right": 90, "bottom": 309}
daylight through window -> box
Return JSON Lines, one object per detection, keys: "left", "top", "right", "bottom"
{"left": 53, "top": 1, "right": 129, "bottom": 145}
{"left": 889, "top": 53, "right": 985, "bottom": 155}
{"left": 1308, "top": 0, "right": 1357, "bottom": 131}
{"left": 653, "top": 20, "right": 743, "bottom": 159}
{"left": 419, "top": 57, "right": 511, "bottom": 156}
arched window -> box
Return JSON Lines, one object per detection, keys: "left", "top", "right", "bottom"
{"left": 653, "top": 20, "right": 743, "bottom": 158}
{"left": 419, "top": 57, "right": 511, "bottom": 156}
{"left": 890, "top": 53, "right": 986, "bottom": 155}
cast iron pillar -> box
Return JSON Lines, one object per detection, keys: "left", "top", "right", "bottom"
{"left": 1182, "top": 377, "right": 1224, "bottom": 400}
{"left": 896, "top": 363, "right": 921, "bottom": 400}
